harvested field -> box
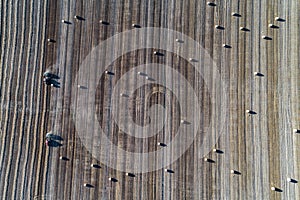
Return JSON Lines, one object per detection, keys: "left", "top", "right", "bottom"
{"left": 0, "top": 0, "right": 299, "bottom": 199}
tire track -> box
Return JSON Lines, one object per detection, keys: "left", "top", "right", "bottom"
{"left": 41, "top": 0, "right": 58, "bottom": 196}
{"left": 278, "top": 0, "right": 298, "bottom": 199}
{"left": 20, "top": 1, "right": 40, "bottom": 198}
{"left": 68, "top": 0, "right": 84, "bottom": 198}
{"left": 19, "top": 1, "right": 35, "bottom": 198}
{"left": 47, "top": 0, "right": 68, "bottom": 197}
{"left": 35, "top": 0, "right": 51, "bottom": 196}
{"left": 0, "top": 0, "right": 13, "bottom": 188}
{"left": 54, "top": 0, "right": 79, "bottom": 198}
{"left": 288, "top": 0, "right": 300, "bottom": 198}
{"left": 0, "top": 0, "right": 9, "bottom": 111}
{"left": 88, "top": 1, "right": 108, "bottom": 199}
{"left": 10, "top": 0, "right": 30, "bottom": 198}
{"left": 0, "top": 0, "right": 8, "bottom": 127}
{"left": 2, "top": 0, "right": 23, "bottom": 197}
{"left": 252, "top": 0, "right": 270, "bottom": 199}
{"left": 31, "top": 0, "right": 49, "bottom": 198}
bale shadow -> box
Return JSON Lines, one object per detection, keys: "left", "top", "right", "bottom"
{"left": 215, "top": 25, "right": 225, "bottom": 30}
{"left": 146, "top": 77, "right": 156, "bottom": 81}
{"left": 50, "top": 134, "right": 63, "bottom": 141}
{"left": 43, "top": 72, "right": 60, "bottom": 79}
{"left": 49, "top": 140, "right": 62, "bottom": 147}
{"left": 255, "top": 72, "right": 265, "bottom": 77}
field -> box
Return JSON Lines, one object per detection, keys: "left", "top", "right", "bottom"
{"left": 0, "top": 0, "right": 299, "bottom": 199}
